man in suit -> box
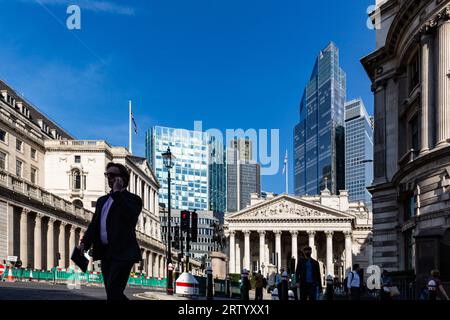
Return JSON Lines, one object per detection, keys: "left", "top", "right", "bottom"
{"left": 295, "top": 246, "right": 322, "bottom": 301}
{"left": 78, "top": 162, "right": 143, "bottom": 301}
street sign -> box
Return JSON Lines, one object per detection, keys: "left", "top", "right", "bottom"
{"left": 0, "top": 264, "right": 5, "bottom": 276}
{"left": 7, "top": 256, "right": 17, "bottom": 262}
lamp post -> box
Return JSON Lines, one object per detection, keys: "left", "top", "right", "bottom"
{"left": 162, "top": 147, "right": 175, "bottom": 295}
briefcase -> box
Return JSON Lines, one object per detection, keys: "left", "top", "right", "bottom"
{"left": 70, "top": 247, "right": 89, "bottom": 273}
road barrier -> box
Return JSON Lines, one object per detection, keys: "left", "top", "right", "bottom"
{"left": 1, "top": 267, "right": 166, "bottom": 289}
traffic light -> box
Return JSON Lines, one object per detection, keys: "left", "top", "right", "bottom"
{"left": 191, "top": 210, "right": 198, "bottom": 243}
{"left": 180, "top": 210, "right": 190, "bottom": 232}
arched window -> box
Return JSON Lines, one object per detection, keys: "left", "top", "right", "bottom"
{"left": 73, "top": 199, "right": 84, "bottom": 208}
{"left": 72, "top": 169, "right": 81, "bottom": 190}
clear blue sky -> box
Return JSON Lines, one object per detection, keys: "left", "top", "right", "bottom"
{"left": 0, "top": 0, "right": 375, "bottom": 194}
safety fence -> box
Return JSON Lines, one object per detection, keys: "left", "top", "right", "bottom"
{"left": 0, "top": 267, "right": 166, "bottom": 289}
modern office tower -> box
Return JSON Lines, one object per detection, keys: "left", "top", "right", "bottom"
{"left": 226, "top": 139, "right": 261, "bottom": 212}
{"left": 294, "top": 42, "right": 346, "bottom": 196}
{"left": 146, "top": 126, "right": 209, "bottom": 210}
{"left": 208, "top": 136, "right": 227, "bottom": 213}
{"left": 344, "top": 98, "right": 374, "bottom": 210}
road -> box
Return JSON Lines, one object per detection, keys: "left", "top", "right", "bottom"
{"left": 0, "top": 281, "right": 153, "bottom": 300}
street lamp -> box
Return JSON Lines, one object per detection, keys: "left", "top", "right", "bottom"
{"left": 162, "top": 147, "right": 175, "bottom": 295}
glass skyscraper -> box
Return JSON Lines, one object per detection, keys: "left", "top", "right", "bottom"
{"left": 294, "top": 42, "right": 346, "bottom": 196}
{"left": 208, "top": 136, "right": 227, "bottom": 213}
{"left": 146, "top": 126, "right": 209, "bottom": 210}
{"left": 344, "top": 98, "right": 373, "bottom": 210}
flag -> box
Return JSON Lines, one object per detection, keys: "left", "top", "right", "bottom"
{"left": 282, "top": 150, "right": 288, "bottom": 174}
{"left": 131, "top": 111, "right": 137, "bottom": 134}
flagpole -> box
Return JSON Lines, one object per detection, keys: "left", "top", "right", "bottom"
{"left": 129, "top": 100, "right": 132, "bottom": 154}
{"left": 285, "top": 150, "right": 288, "bottom": 195}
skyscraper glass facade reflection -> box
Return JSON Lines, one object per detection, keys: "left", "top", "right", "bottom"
{"left": 294, "top": 42, "right": 346, "bottom": 196}
{"left": 146, "top": 126, "right": 209, "bottom": 210}
{"left": 345, "top": 98, "right": 373, "bottom": 210}
{"left": 208, "top": 136, "right": 227, "bottom": 213}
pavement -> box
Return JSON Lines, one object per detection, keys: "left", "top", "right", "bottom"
{"left": 0, "top": 280, "right": 150, "bottom": 300}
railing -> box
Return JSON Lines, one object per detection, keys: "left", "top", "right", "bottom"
{"left": 1, "top": 267, "right": 167, "bottom": 289}
{"left": 0, "top": 169, "right": 93, "bottom": 222}
{"left": 44, "top": 140, "right": 112, "bottom": 149}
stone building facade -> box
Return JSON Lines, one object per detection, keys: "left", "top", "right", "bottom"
{"left": 0, "top": 79, "right": 172, "bottom": 278}
{"left": 362, "top": 0, "right": 450, "bottom": 283}
{"left": 224, "top": 190, "right": 372, "bottom": 283}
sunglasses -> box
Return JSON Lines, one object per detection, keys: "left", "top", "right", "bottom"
{"left": 104, "top": 172, "right": 121, "bottom": 179}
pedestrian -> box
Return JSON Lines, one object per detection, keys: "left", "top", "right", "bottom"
{"left": 78, "top": 162, "right": 143, "bottom": 301}
{"left": 295, "top": 246, "right": 322, "bottom": 301}
{"left": 280, "top": 271, "right": 289, "bottom": 300}
{"left": 325, "top": 274, "right": 334, "bottom": 300}
{"left": 427, "top": 269, "right": 449, "bottom": 301}
{"left": 240, "top": 268, "right": 251, "bottom": 300}
{"left": 254, "top": 270, "right": 264, "bottom": 300}
{"left": 347, "top": 264, "right": 362, "bottom": 300}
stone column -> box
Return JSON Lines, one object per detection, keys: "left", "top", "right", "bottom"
{"left": 420, "top": 32, "right": 434, "bottom": 154}
{"left": 69, "top": 225, "right": 76, "bottom": 269}
{"left": 344, "top": 231, "right": 353, "bottom": 274}
{"left": 33, "top": 214, "right": 43, "bottom": 270}
{"left": 291, "top": 231, "right": 298, "bottom": 266}
{"left": 308, "top": 231, "right": 316, "bottom": 259}
{"left": 258, "top": 230, "right": 265, "bottom": 271}
{"left": 235, "top": 243, "right": 241, "bottom": 273}
{"left": 325, "top": 231, "right": 334, "bottom": 276}
{"left": 148, "top": 252, "right": 153, "bottom": 277}
{"left": 58, "top": 222, "right": 66, "bottom": 268}
{"left": 244, "top": 231, "right": 251, "bottom": 270}
{"left": 275, "top": 231, "right": 282, "bottom": 270}
{"left": 20, "top": 209, "right": 29, "bottom": 268}
{"left": 47, "top": 218, "right": 55, "bottom": 270}
{"left": 229, "top": 231, "right": 236, "bottom": 274}
{"left": 436, "top": 15, "right": 450, "bottom": 147}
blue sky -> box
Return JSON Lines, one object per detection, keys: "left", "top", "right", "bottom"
{"left": 0, "top": 0, "right": 375, "bottom": 194}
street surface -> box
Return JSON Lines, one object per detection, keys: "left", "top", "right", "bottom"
{"left": 0, "top": 281, "right": 150, "bottom": 300}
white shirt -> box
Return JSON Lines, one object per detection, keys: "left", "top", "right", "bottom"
{"left": 100, "top": 196, "right": 114, "bottom": 244}
{"left": 347, "top": 271, "right": 360, "bottom": 288}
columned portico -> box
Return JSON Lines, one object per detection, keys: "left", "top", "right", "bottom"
{"left": 225, "top": 194, "right": 372, "bottom": 284}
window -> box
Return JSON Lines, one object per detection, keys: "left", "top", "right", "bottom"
{"left": 404, "top": 193, "right": 417, "bottom": 220}
{"left": 0, "top": 129, "right": 6, "bottom": 143}
{"left": 0, "top": 151, "right": 6, "bottom": 170}
{"left": 72, "top": 169, "right": 81, "bottom": 190}
{"left": 410, "top": 115, "right": 419, "bottom": 151}
{"left": 73, "top": 199, "right": 84, "bottom": 208}
{"left": 409, "top": 52, "right": 420, "bottom": 92}
{"left": 16, "top": 139, "right": 23, "bottom": 152}
{"left": 75, "top": 155, "right": 81, "bottom": 163}
{"left": 31, "top": 148, "right": 37, "bottom": 160}
{"left": 16, "top": 160, "right": 23, "bottom": 177}
{"left": 30, "top": 167, "right": 37, "bottom": 184}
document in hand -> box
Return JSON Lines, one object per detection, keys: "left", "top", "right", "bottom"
{"left": 70, "top": 247, "right": 89, "bottom": 273}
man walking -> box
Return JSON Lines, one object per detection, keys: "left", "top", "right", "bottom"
{"left": 347, "top": 264, "right": 362, "bottom": 300}
{"left": 295, "top": 246, "right": 322, "bottom": 301}
{"left": 78, "top": 162, "right": 143, "bottom": 301}
{"left": 254, "top": 270, "right": 264, "bottom": 300}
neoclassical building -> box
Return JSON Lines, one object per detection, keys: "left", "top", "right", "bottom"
{"left": 0, "top": 79, "right": 174, "bottom": 279}
{"left": 224, "top": 190, "right": 372, "bottom": 282}
{"left": 362, "top": 0, "right": 450, "bottom": 283}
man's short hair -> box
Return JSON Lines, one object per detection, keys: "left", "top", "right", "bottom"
{"left": 353, "top": 264, "right": 360, "bottom": 271}
{"left": 303, "top": 246, "right": 312, "bottom": 251}
{"left": 106, "top": 162, "right": 130, "bottom": 188}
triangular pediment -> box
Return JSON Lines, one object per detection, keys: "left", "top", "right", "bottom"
{"left": 225, "top": 194, "right": 354, "bottom": 221}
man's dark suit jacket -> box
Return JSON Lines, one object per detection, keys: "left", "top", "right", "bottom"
{"left": 295, "top": 257, "right": 322, "bottom": 290}
{"left": 82, "top": 190, "right": 143, "bottom": 263}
